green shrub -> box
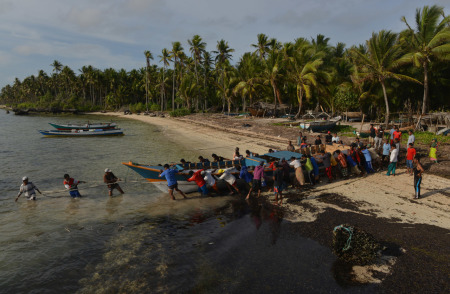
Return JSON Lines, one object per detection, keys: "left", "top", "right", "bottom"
{"left": 169, "top": 108, "right": 191, "bottom": 117}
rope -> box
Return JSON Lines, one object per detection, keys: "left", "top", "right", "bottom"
{"left": 333, "top": 225, "right": 353, "bottom": 251}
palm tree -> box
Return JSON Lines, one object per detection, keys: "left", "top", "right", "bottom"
{"left": 188, "top": 35, "right": 206, "bottom": 110}
{"left": 144, "top": 50, "right": 153, "bottom": 111}
{"left": 213, "top": 39, "right": 235, "bottom": 112}
{"left": 169, "top": 42, "right": 184, "bottom": 110}
{"left": 234, "top": 52, "right": 263, "bottom": 111}
{"left": 351, "top": 30, "right": 421, "bottom": 126}
{"left": 287, "top": 41, "right": 326, "bottom": 118}
{"left": 251, "top": 33, "right": 270, "bottom": 61}
{"left": 158, "top": 48, "right": 171, "bottom": 110}
{"left": 400, "top": 5, "right": 450, "bottom": 114}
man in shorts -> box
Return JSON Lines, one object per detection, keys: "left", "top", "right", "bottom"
{"left": 246, "top": 161, "right": 265, "bottom": 200}
{"left": 406, "top": 143, "right": 416, "bottom": 175}
{"left": 103, "top": 168, "right": 124, "bottom": 197}
{"left": 16, "top": 176, "right": 42, "bottom": 201}
{"left": 63, "top": 174, "right": 85, "bottom": 198}
{"left": 159, "top": 164, "right": 187, "bottom": 200}
{"left": 187, "top": 169, "right": 209, "bottom": 196}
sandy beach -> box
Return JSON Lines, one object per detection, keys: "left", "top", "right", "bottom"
{"left": 94, "top": 111, "right": 450, "bottom": 291}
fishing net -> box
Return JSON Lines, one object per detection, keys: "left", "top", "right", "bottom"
{"left": 332, "top": 224, "right": 380, "bottom": 265}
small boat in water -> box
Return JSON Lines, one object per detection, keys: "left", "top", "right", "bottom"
{"left": 39, "top": 129, "right": 124, "bottom": 137}
{"left": 49, "top": 122, "right": 117, "bottom": 130}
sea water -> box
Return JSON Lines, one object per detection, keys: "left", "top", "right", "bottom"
{"left": 0, "top": 110, "right": 364, "bottom": 293}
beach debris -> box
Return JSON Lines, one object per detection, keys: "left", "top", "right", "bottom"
{"left": 332, "top": 224, "right": 381, "bottom": 265}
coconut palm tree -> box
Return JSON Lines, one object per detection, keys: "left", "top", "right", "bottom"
{"left": 169, "top": 42, "right": 184, "bottom": 110}
{"left": 144, "top": 50, "right": 153, "bottom": 111}
{"left": 251, "top": 33, "right": 270, "bottom": 61}
{"left": 188, "top": 35, "right": 206, "bottom": 110}
{"left": 213, "top": 39, "right": 234, "bottom": 111}
{"left": 400, "top": 5, "right": 450, "bottom": 114}
{"left": 158, "top": 48, "right": 171, "bottom": 110}
{"left": 287, "top": 40, "right": 326, "bottom": 118}
{"left": 351, "top": 30, "right": 421, "bottom": 126}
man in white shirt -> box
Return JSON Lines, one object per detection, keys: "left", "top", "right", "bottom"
{"left": 386, "top": 145, "right": 399, "bottom": 176}
{"left": 218, "top": 167, "right": 241, "bottom": 195}
{"left": 202, "top": 170, "right": 219, "bottom": 193}
{"left": 16, "top": 176, "right": 42, "bottom": 201}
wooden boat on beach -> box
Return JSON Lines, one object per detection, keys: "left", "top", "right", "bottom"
{"left": 39, "top": 129, "right": 124, "bottom": 137}
{"left": 299, "top": 114, "right": 341, "bottom": 132}
{"left": 49, "top": 122, "right": 117, "bottom": 130}
{"left": 122, "top": 151, "right": 303, "bottom": 194}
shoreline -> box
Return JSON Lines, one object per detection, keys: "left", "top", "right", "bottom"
{"left": 92, "top": 111, "right": 450, "bottom": 290}
{"left": 93, "top": 111, "right": 450, "bottom": 230}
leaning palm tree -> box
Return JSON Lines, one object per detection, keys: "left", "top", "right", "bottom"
{"left": 400, "top": 5, "right": 450, "bottom": 114}
{"left": 144, "top": 50, "right": 153, "bottom": 111}
{"left": 169, "top": 42, "right": 184, "bottom": 110}
{"left": 287, "top": 41, "right": 326, "bottom": 118}
{"left": 351, "top": 30, "right": 421, "bottom": 126}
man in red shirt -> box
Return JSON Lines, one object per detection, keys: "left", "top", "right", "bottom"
{"left": 406, "top": 143, "right": 416, "bottom": 175}
{"left": 187, "top": 169, "right": 209, "bottom": 196}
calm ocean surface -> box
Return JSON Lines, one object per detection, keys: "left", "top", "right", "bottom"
{"left": 0, "top": 110, "right": 367, "bottom": 293}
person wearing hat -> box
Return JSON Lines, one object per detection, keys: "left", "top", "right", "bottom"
{"left": 16, "top": 176, "right": 41, "bottom": 202}
{"left": 63, "top": 174, "right": 85, "bottom": 198}
{"left": 325, "top": 131, "right": 333, "bottom": 145}
{"left": 103, "top": 168, "right": 124, "bottom": 196}
{"left": 218, "top": 167, "right": 240, "bottom": 195}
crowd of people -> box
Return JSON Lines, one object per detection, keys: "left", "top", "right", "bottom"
{"left": 17, "top": 125, "right": 438, "bottom": 203}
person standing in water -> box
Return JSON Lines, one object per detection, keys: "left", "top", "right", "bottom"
{"left": 16, "top": 176, "right": 42, "bottom": 201}
{"left": 103, "top": 168, "right": 124, "bottom": 197}
{"left": 63, "top": 174, "right": 85, "bottom": 198}
{"left": 159, "top": 164, "right": 187, "bottom": 200}
{"left": 413, "top": 156, "right": 424, "bottom": 199}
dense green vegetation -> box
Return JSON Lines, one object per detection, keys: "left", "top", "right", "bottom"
{"left": 1, "top": 5, "right": 449, "bottom": 119}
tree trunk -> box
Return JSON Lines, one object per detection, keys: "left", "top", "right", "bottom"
{"left": 172, "top": 64, "right": 176, "bottom": 110}
{"left": 271, "top": 79, "right": 277, "bottom": 117}
{"left": 381, "top": 79, "right": 390, "bottom": 127}
{"left": 421, "top": 62, "right": 429, "bottom": 115}
{"left": 295, "top": 87, "right": 303, "bottom": 118}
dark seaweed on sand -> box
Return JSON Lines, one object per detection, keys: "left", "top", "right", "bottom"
{"left": 332, "top": 224, "right": 381, "bottom": 265}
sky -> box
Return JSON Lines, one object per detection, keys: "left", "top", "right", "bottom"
{"left": 0, "top": 0, "right": 448, "bottom": 89}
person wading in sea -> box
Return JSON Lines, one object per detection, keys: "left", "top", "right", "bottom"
{"left": 16, "top": 176, "right": 42, "bottom": 201}
{"left": 103, "top": 168, "right": 124, "bottom": 197}
{"left": 63, "top": 174, "right": 85, "bottom": 198}
{"left": 159, "top": 164, "right": 187, "bottom": 200}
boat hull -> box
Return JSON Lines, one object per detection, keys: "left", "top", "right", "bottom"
{"left": 39, "top": 129, "right": 124, "bottom": 137}
{"left": 49, "top": 122, "right": 117, "bottom": 130}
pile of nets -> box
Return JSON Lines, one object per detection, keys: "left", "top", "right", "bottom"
{"left": 332, "top": 224, "right": 381, "bottom": 265}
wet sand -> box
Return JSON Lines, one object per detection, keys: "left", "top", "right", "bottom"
{"left": 94, "top": 112, "right": 450, "bottom": 292}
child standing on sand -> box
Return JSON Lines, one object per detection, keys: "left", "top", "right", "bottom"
{"left": 429, "top": 138, "right": 439, "bottom": 163}
{"left": 413, "top": 156, "right": 424, "bottom": 199}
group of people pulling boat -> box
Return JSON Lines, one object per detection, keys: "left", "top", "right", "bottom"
{"left": 15, "top": 169, "right": 124, "bottom": 201}
{"left": 39, "top": 122, "right": 124, "bottom": 137}
{"left": 124, "top": 125, "right": 431, "bottom": 203}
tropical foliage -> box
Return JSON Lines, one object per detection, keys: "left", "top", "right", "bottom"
{"left": 1, "top": 5, "right": 449, "bottom": 118}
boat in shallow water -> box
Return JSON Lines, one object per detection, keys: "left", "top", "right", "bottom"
{"left": 39, "top": 129, "right": 124, "bottom": 137}
{"left": 122, "top": 151, "right": 302, "bottom": 193}
{"left": 49, "top": 122, "right": 117, "bottom": 130}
